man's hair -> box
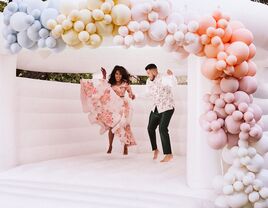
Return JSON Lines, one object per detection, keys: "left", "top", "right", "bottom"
{"left": 145, "top": 64, "right": 157, "bottom": 71}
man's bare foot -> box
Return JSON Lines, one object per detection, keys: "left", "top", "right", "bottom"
{"left": 107, "top": 146, "right": 112, "bottom": 154}
{"left": 101, "top": 67, "right": 106, "bottom": 80}
{"left": 153, "top": 149, "right": 159, "bottom": 160}
{"left": 123, "top": 145, "right": 128, "bottom": 155}
{"left": 160, "top": 154, "right": 173, "bottom": 162}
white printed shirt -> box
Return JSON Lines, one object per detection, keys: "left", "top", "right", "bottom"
{"left": 146, "top": 73, "right": 176, "bottom": 113}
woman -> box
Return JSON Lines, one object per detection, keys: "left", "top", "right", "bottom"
{"left": 80, "top": 65, "right": 136, "bottom": 155}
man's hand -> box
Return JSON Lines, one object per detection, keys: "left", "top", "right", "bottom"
{"left": 167, "top": 69, "right": 173, "bottom": 76}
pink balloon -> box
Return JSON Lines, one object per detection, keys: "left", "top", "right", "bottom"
{"left": 204, "top": 43, "right": 224, "bottom": 58}
{"left": 249, "top": 124, "right": 263, "bottom": 142}
{"left": 232, "top": 110, "right": 244, "bottom": 121}
{"left": 211, "top": 120, "right": 222, "bottom": 131}
{"left": 248, "top": 43, "right": 256, "bottom": 59}
{"left": 148, "top": 20, "right": 168, "bottom": 41}
{"left": 240, "top": 123, "right": 251, "bottom": 132}
{"left": 239, "top": 76, "right": 258, "bottom": 94}
{"left": 247, "top": 60, "right": 257, "bottom": 76}
{"left": 205, "top": 110, "right": 218, "bottom": 122}
{"left": 244, "top": 111, "right": 254, "bottom": 122}
{"left": 209, "top": 94, "right": 220, "bottom": 104}
{"left": 198, "top": 15, "right": 217, "bottom": 35}
{"left": 225, "top": 115, "right": 243, "bottom": 134}
{"left": 238, "top": 102, "right": 249, "bottom": 113}
{"left": 229, "top": 20, "right": 245, "bottom": 32}
{"left": 233, "top": 61, "right": 249, "bottom": 79}
{"left": 199, "top": 114, "right": 211, "bottom": 131}
{"left": 231, "top": 28, "right": 254, "bottom": 45}
{"left": 203, "top": 93, "right": 211, "bottom": 102}
{"left": 226, "top": 41, "right": 249, "bottom": 65}
{"left": 214, "top": 106, "right": 228, "bottom": 119}
{"left": 211, "top": 84, "right": 222, "bottom": 94}
{"left": 207, "top": 129, "right": 227, "bottom": 149}
{"left": 225, "top": 103, "right": 236, "bottom": 115}
{"left": 227, "top": 133, "right": 239, "bottom": 148}
{"left": 224, "top": 93, "right": 235, "bottom": 103}
{"left": 204, "top": 103, "right": 214, "bottom": 112}
{"left": 184, "top": 40, "right": 203, "bottom": 54}
{"left": 220, "top": 77, "right": 239, "bottom": 93}
{"left": 215, "top": 98, "right": 226, "bottom": 108}
{"left": 249, "top": 103, "right": 263, "bottom": 122}
{"left": 239, "top": 131, "right": 249, "bottom": 140}
{"left": 234, "top": 91, "right": 250, "bottom": 106}
{"left": 201, "top": 58, "right": 223, "bottom": 80}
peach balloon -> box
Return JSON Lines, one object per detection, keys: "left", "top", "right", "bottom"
{"left": 227, "top": 133, "right": 239, "bottom": 148}
{"left": 206, "top": 27, "right": 216, "bottom": 38}
{"left": 231, "top": 28, "right": 254, "bottom": 45}
{"left": 222, "top": 25, "right": 232, "bottom": 43}
{"left": 239, "top": 76, "right": 258, "bottom": 94}
{"left": 247, "top": 60, "right": 257, "bottom": 76}
{"left": 200, "top": 34, "right": 211, "bottom": 45}
{"left": 229, "top": 20, "right": 245, "bottom": 32}
{"left": 220, "top": 77, "right": 239, "bottom": 93}
{"left": 198, "top": 15, "right": 217, "bottom": 35}
{"left": 226, "top": 55, "right": 237, "bottom": 66}
{"left": 225, "top": 115, "right": 243, "bottom": 134}
{"left": 226, "top": 41, "right": 249, "bottom": 65}
{"left": 216, "top": 60, "right": 227, "bottom": 71}
{"left": 212, "top": 10, "right": 222, "bottom": 21}
{"left": 233, "top": 61, "right": 249, "bottom": 78}
{"left": 211, "top": 36, "right": 222, "bottom": 46}
{"left": 248, "top": 43, "right": 256, "bottom": 60}
{"left": 234, "top": 91, "right": 250, "bottom": 106}
{"left": 204, "top": 43, "right": 224, "bottom": 58}
{"left": 217, "top": 51, "right": 227, "bottom": 60}
{"left": 201, "top": 58, "right": 223, "bottom": 80}
{"left": 217, "top": 19, "right": 228, "bottom": 29}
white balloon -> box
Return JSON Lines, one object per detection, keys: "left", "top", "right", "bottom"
{"left": 252, "top": 134, "right": 268, "bottom": 156}
{"left": 24, "top": 0, "right": 45, "bottom": 13}
{"left": 41, "top": 8, "right": 59, "bottom": 29}
{"left": 222, "top": 146, "right": 238, "bottom": 165}
{"left": 226, "top": 193, "right": 249, "bottom": 208}
{"left": 17, "top": 30, "right": 35, "bottom": 49}
{"left": 246, "top": 154, "right": 264, "bottom": 173}
{"left": 215, "top": 195, "right": 228, "bottom": 208}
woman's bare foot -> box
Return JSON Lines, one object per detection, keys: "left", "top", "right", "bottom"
{"left": 160, "top": 154, "right": 173, "bottom": 162}
{"left": 153, "top": 149, "right": 159, "bottom": 160}
{"left": 123, "top": 145, "right": 128, "bottom": 155}
{"left": 101, "top": 67, "right": 106, "bottom": 80}
{"left": 107, "top": 146, "right": 112, "bottom": 154}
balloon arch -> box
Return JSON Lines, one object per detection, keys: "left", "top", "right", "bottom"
{"left": 1, "top": 0, "right": 268, "bottom": 207}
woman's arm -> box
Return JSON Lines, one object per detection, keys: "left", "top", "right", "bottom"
{"left": 126, "top": 84, "right": 135, "bottom": 100}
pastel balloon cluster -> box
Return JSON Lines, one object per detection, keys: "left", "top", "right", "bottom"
{"left": 46, "top": 0, "right": 131, "bottom": 47}
{"left": 2, "top": 0, "right": 62, "bottom": 53}
{"left": 213, "top": 137, "right": 268, "bottom": 208}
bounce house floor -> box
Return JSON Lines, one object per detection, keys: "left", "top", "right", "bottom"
{"left": 0, "top": 153, "right": 214, "bottom": 208}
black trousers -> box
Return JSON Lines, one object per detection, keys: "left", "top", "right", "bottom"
{"left": 147, "top": 107, "right": 174, "bottom": 154}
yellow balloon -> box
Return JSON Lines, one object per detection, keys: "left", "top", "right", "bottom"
{"left": 95, "top": 21, "right": 114, "bottom": 36}
{"left": 117, "top": 0, "right": 131, "bottom": 7}
{"left": 78, "top": 31, "right": 90, "bottom": 42}
{"left": 79, "top": 9, "right": 93, "bottom": 25}
{"left": 62, "top": 19, "right": 73, "bottom": 30}
{"left": 56, "top": 14, "right": 67, "bottom": 24}
{"left": 86, "top": 23, "right": 97, "bottom": 34}
{"left": 92, "top": 9, "right": 105, "bottom": 21}
{"left": 101, "top": 2, "right": 112, "bottom": 14}
{"left": 89, "top": 34, "right": 102, "bottom": 46}
{"left": 69, "top": 10, "right": 80, "bottom": 22}
{"left": 60, "top": 0, "right": 79, "bottom": 15}
{"left": 111, "top": 4, "right": 131, "bottom": 26}
{"left": 74, "top": 21, "right": 85, "bottom": 32}
{"left": 62, "top": 29, "right": 81, "bottom": 46}
{"left": 87, "top": 0, "right": 103, "bottom": 10}
{"left": 47, "top": 19, "right": 57, "bottom": 30}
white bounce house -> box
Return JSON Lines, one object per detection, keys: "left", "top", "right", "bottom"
{"left": 1, "top": 0, "right": 268, "bottom": 207}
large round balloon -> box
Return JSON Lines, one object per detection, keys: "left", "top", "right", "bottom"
{"left": 111, "top": 4, "right": 131, "bottom": 26}
{"left": 148, "top": 20, "right": 168, "bottom": 42}
{"left": 10, "top": 12, "right": 32, "bottom": 32}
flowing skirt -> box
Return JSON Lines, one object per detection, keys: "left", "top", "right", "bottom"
{"left": 80, "top": 79, "right": 136, "bottom": 146}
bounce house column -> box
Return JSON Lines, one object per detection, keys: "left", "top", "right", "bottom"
{"left": 0, "top": 54, "right": 18, "bottom": 171}
{"left": 187, "top": 54, "right": 222, "bottom": 188}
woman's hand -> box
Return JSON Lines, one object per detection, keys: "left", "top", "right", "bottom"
{"left": 130, "top": 94, "right": 135, "bottom": 100}
{"left": 101, "top": 67, "right": 107, "bottom": 79}
{"left": 167, "top": 69, "right": 173, "bottom": 76}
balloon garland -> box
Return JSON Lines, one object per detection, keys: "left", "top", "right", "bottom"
{"left": 2, "top": 0, "right": 268, "bottom": 207}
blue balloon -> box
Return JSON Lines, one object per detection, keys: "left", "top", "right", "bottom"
{"left": 40, "top": 8, "right": 58, "bottom": 29}
{"left": 27, "top": 27, "right": 40, "bottom": 42}
{"left": 24, "top": 0, "right": 45, "bottom": 14}
{"left": 39, "top": 28, "right": 49, "bottom": 39}
{"left": 7, "top": 2, "right": 19, "bottom": 13}
{"left": 4, "top": 42, "right": 11, "bottom": 49}
{"left": 31, "top": 9, "right": 41, "bottom": 20}
{"left": 17, "top": 31, "right": 35, "bottom": 49}
{"left": 10, "top": 43, "right": 22, "bottom": 54}
{"left": 3, "top": 14, "right": 12, "bottom": 26}
{"left": 31, "top": 20, "right": 42, "bottom": 31}
{"left": 7, "top": 34, "right": 17, "bottom": 44}
{"left": 25, "top": 15, "right": 35, "bottom": 25}
{"left": 3, "top": 7, "right": 13, "bottom": 16}
{"left": 45, "top": 37, "right": 57, "bottom": 49}
{"left": 2, "top": 26, "right": 16, "bottom": 39}
{"left": 10, "top": 12, "right": 31, "bottom": 32}
{"left": 18, "top": 3, "right": 27, "bottom": 13}
{"left": 37, "top": 39, "right": 46, "bottom": 48}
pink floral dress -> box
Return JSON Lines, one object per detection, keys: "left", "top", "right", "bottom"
{"left": 80, "top": 79, "right": 136, "bottom": 146}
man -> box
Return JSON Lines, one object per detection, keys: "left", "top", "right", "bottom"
{"left": 145, "top": 63, "right": 176, "bottom": 162}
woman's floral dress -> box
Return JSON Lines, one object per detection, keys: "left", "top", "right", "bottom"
{"left": 80, "top": 79, "right": 136, "bottom": 146}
